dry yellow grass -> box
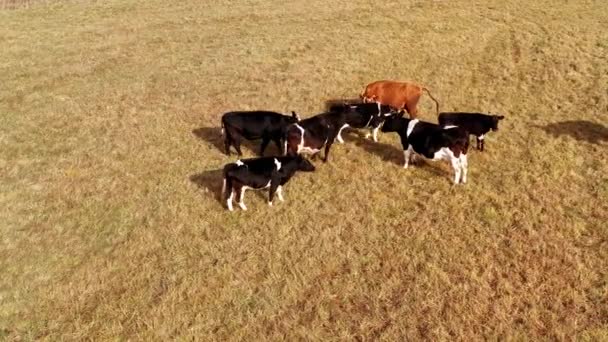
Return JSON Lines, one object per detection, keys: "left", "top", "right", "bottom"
{"left": 1, "top": 0, "right": 607, "bottom": 340}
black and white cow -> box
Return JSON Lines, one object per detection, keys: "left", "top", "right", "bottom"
{"left": 438, "top": 112, "right": 505, "bottom": 151}
{"left": 222, "top": 155, "right": 315, "bottom": 211}
{"left": 221, "top": 111, "right": 300, "bottom": 156}
{"left": 284, "top": 111, "right": 346, "bottom": 162}
{"left": 329, "top": 102, "right": 396, "bottom": 142}
{"left": 381, "top": 116, "right": 470, "bottom": 184}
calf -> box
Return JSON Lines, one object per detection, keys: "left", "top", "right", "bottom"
{"left": 221, "top": 110, "right": 300, "bottom": 156}
{"left": 329, "top": 102, "right": 396, "bottom": 142}
{"left": 381, "top": 116, "right": 470, "bottom": 184}
{"left": 360, "top": 80, "right": 440, "bottom": 118}
{"left": 222, "top": 155, "right": 315, "bottom": 211}
{"left": 284, "top": 111, "right": 346, "bottom": 162}
{"left": 438, "top": 112, "right": 505, "bottom": 151}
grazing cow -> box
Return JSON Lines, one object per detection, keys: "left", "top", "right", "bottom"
{"left": 284, "top": 111, "right": 346, "bottom": 162}
{"left": 438, "top": 112, "right": 505, "bottom": 151}
{"left": 329, "top": 102, "right": 396, "bottom": 142}
{"left": 381, "top": 116, "right": 470, "bottom": 184}
{"left": 222, "top": 155, "right": 315, "bottom": 211}
{"left": 221, "top": 111, "right": 300, "bottom": 156}
{"left": 360, "top": 80, "right": 440, "bottom": 118}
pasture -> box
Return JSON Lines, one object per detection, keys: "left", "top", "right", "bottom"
{"left": 1, "top": 0, "right": 607, "bottom": 339}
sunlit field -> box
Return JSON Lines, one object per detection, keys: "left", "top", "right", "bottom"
{"left": 1, "top": 0, "right": 607, "bottom": 339}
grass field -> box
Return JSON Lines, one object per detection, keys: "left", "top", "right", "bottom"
{"left": 1, "top": 0, "right": 608, "bottom": 339}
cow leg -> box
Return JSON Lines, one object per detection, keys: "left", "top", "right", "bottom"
{"left": 225, "top": 178, "right": 235, "bottom": 211}
{"left": 373, "top": 126, "right": 380, "bottom": 142}
{"left": 236, "top": 185, "right": 247, "bottom": 210}
{"left": 260, "top": 136, "right": 270, "bottom": 156}
{"left": 403, "top": 145, "right": 413, "bottom": 169}
{"left": 323, "top": 141, "right": 334, "bottom": 163}
{"left": 276, "top": 185, "right": 284, "bottom": 202}
{"left": 268, "top": 178, "right": 280, "bottom": 206}
{"left": 336, "top": 124, "right": 349, "bottom": 144}
{"left": 224, "top": 133, "right": 232, "bottom": 156}
{"left": 451, "top": 156, "right": 462, "bottom": 184}
{"left": 460, "top": 153, "right": 468, "bottom": 184}
{"left": 273, "top": 137, "right": 283, "bottom": 154}
{"left": 477, "top": 135, "right": 485, "bottom": 151}
{"left": 406, "top": 106, "right": 418, "bottom": 119}
{"left": 229, "top": 132, "right": 243, "bottom": 156}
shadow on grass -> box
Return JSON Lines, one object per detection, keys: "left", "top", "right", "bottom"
{"left": 192, "top": 127, "right": 282, "bottom": 156}
{"left": 189, "top": 169, "right": 224, "bottom": 206}
{"left": 346, "top": 131, "right": 402, "bottom": 165}
{"left": 541, "top": 120, "right": 608, "bottom": 144}
{"left": 323, "top": 97, "right": 364, "bottom": 111}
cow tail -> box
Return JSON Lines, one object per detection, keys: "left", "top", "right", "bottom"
{"left": 422, "top": 87, "right": 440, "bottom": 115}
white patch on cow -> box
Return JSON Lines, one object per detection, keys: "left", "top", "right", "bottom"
{"left": 432, "top": 147, "right": 454, "bottom": 162}
{"left": 283, "top": 140, "right": 288, "bottom": 156}
{"left": 236, "top": 160, "right": 244, "bottom": 166}
{"left": 295, "top": 124, "right": 307, "bottom": 154}
{"left": 222, "top": 178, "right": 226, "bottom": 195}
{"left": 406, "top": 119, "right": 419, "bottom": 138}
{"left": 277, "top": 185, "right": 284, "bottom": 202}
{"left": 443, "top": 125, "right": 458, "bottom": 129}
{"left": 295, "top": 123, "right": 322, "bottom": 154}
{"left": 430, "top": 147, "right": 463, "bottom": 184}
{"left": 221, "top": 127, "right": 224, "bottom": 135}
{"left": 336, "top": 123, "right": 349, "bottom": 144}
{"left": 372, "top": 126, "right": 379, "bottom": 142}
{"left": 478, "top": 134, "right": 485, "bottom": 140}
{"left": 274, "top": 158, "right": 282, "bottom": 171}
{"left": 299, "top": 146, "right": 321, "bottom": 154}
{"left": 377, "top": 102, "right": 381, "bottom": 115}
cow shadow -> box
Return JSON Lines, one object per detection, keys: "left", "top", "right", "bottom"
{"left": 540, "top": 120, "right": 608, "bottom": 144}
{"left": 189, "top": 169, "right": 224, "bottom": 205}
{"left": 346, "top": 131, "right": 402, "bottom": 165}
{"left": 193, "top": 127, "right": 272, "bottom": 155}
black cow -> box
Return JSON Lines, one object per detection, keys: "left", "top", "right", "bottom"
{"left": 329, "top": 102, "right": 396, "bottom": 142}
{"left": 284, "top": 111, "right": 347, "bottom": 162}
{"left": 221, "top": 111, "right": 300, "bottom": 156}
{"left": 381, "top": 117, "right": 470, "bottom": 184}
{"left": 438, "top": 112, "right": 505, "bottom": 151}
{"left": 222, "top": 155, "right": 315, "bottom": 211}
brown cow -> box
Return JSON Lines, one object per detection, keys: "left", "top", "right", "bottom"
{"left": 360, "top": 80, "right": 440, "bottom": 118}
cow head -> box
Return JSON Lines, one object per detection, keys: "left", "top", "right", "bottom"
{"left": 295, "top": 155, "right": 316, "bottom": 172}
{"left": 381, "top": 115, "right": 407, "bottom": 133}
{"left": 371, "top": 107, "right": 400, "bottom": 128}
{"left": 491, "top": 114, "right": 505, "bottom": 131}
{"left": 290, "top": 111, "right": 301, "bottom": 122}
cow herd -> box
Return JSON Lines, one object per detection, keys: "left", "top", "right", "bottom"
{"left": 218, "top": 80, "right": 505, "bottom": 211}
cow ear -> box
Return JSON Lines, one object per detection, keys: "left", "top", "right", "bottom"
{"left": 498, "top": 115, "right": 505, "bottom": 120}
